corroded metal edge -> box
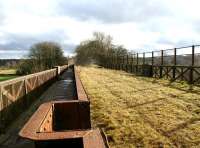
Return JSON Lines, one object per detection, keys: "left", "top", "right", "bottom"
{"left": 19, "top": 101, "right": 108, "bottom": 148}
{"left": 74, "top": 66, "right": 89, "bottom": 102}
{"left": 19, "top": 65, "right": 109, "bottom": 147}
{"left": 19, "top": 101, "right": 90, "bottom": 141}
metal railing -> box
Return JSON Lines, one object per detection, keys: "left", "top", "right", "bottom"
{"left": 105, "top": 45, "right": 200, "bottom": 84}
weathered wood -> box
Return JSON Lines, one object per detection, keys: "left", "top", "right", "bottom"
{"left": 0, "top": 65, "right": 68, "bottom": 132}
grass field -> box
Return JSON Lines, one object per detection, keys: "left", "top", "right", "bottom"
{"left": 0, "top": 68, "right": 18, "bottom": 82}
{"left": 79, "top": 65, "right": 200, "bottom": 148}
{"left": 0, "top": 75, "right": 18, "bottom": 81}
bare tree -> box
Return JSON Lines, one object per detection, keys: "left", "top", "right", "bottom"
{"left": 75, "top": 32, "right": 121, "bottom": 65}
{"left": 17, "top": 41, "right": 67, "bottom": 75}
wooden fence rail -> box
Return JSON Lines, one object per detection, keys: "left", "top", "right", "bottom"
{"left": 0, "top": 65, "right": 68, "bottom": 132}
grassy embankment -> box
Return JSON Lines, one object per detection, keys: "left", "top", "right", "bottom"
{"left": 79, "top": 65, "right": 200, "bottom": 148}
{"left": 0, "top": 68, "right": 18, "bottom": 82}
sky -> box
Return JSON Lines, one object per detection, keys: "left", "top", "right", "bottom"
{"left": 0, "top": 0, "right": 200, "bottom": 59}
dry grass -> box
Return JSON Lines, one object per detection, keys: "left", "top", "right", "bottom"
{"left": 78, "top": 65, "right": 200, "bottom": 148}
{"left": 0, "top": 68, "right": 17, "bottom": 81}
{"left": 0, "top": 68, "right": 16, "bottom": 75}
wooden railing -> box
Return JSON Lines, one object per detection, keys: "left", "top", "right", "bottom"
{"left": 0, "top": 65, "right": 68, "bottom": 131}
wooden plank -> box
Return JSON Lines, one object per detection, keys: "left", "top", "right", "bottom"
{"left": 0, "top": 85, "right": 2, "bottom": 112}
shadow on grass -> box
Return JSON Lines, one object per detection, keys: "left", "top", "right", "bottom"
{"left": 131, "top": 75, "right": 200, "bottom": 95}
{"left": 129, "top": 97, "right": 167, "bottom": 108}
{"left": 166, "top": 117, "right": 200, "bottom": 136}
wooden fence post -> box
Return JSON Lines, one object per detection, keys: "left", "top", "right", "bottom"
{"left": 190, "top": 45, "right": 195, "bottom": 84}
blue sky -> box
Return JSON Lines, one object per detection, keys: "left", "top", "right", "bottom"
{"left": 0, "top": 0, "right": 200, "bottom": 58}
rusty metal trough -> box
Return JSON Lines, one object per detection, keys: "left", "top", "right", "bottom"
{"left": 19, "top": 66, "right": 109, "bottom": 148}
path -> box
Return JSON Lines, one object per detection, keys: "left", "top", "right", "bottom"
{"left": 0, "top": 67, "right": 76, "bottom": 148}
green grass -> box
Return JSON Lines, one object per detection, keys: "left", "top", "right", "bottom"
{"left": 79, "top": 65, "right": 200, "bottom": 148}
{"left": 0, "top": 75, "right": 18, "bottom": 82}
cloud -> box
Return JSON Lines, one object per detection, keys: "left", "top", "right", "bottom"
{"left": 0, "top": 29, "right": 69, "bottom": 49}
{"left": 57, "top": 0, "right": 169, "bottom": 23}
{"left": 63, "top": 44, "right": 76, "bottom": 56}
{"left": 0, "top": 0, "right": 200, "bottom": 59}
{"left": 0, "top": 5, "right": 5, "bottom": 25}
{"left": 0, "top": 50, "right": 28, "bottom": 59}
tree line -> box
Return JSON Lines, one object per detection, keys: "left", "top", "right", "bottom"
{"left": 17, "top": 32, "right": 128, "bottom": 75}
{"left": 75, "top": 32, "right": 129, "bottom": 65}
{"left": 17, "top": 41, "right": 67, "bottom": 75}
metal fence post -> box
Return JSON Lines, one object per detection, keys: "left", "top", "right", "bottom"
{"left": 131, "top": 55, "right": 134, "bottom": 73}
{"left": 114, "top": 54, "right": 115, "bottom": 69}
{"left": 190, "top": 45, "right": 195, "bottom": 84}
{"left": 152, "top": 51, "right": 154, "bottom": 66}
{"left": 161, "top": 50, "right": 164, "bottom": 65}
{"left": 126, "top": 54, "right": 129, "bottom": 72}
{"left": 113, "top": 53, "right": 114, "bottom": 69}
{"left": 173, "top": 48, "right": 177, "bottom": 80}
{"left": 160, "top": 50, "right": 164, "bottom": 78}
{"left": 111, "top": 53, "right": 112, "bottom": 69}
{"left": 142, "top": 52, "right": 145, "bottom": 75}
{"left": 152, "top": 51, "right": 154, "bottom": 77}
{"left": 106, "top": 52, "right": 109, "bottom": 68}
{"left": 116, "top": 53, "right": 118, "bottom": 70}
{"left": 122, "top": 56, "right": 125, "bottom": 70}
{"left": 0, "top": 85, "right": 2, "bottom": 131}
{"left": 108, "top": 52, "right": 110, "bottom": 68}
{"left": 143, "top": 52, "right": 145, "bottom": 65}
{"left": 136, "top": 53, "right": 139, "bottom": 74}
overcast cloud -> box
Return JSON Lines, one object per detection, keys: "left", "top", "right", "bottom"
{"left": 0, "top": 0, "right": 200, "bottom": 58}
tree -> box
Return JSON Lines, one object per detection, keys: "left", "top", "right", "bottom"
{"left": 75, "top": 32, "right": 114, "bottom": 65}
{"left": 75, "top": 32, "right": 128, "bottom": 66}
{"left": 17, "top": 41, "right": 67, "bottom": 75}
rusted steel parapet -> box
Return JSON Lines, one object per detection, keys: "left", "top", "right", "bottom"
{"left": 19, "top": 101, "right": 108, "bottom": 148}
{"left": 74, "top": 66, "right": 88, "bottom": 101}
{"left": 19, "top": 65, "right": 109, "bottom": 147}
